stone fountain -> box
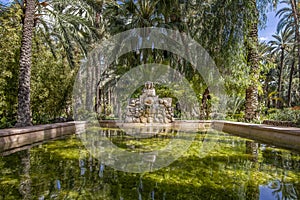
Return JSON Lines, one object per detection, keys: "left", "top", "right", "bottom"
{"left": 125, "top": 82, "right": 174, "bottom": 123}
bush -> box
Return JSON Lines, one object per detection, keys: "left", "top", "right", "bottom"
{"left": 266, "top": 108, "right": 300, "bottom": 125}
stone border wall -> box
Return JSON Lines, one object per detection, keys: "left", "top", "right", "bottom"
{"left": 212, "top": 121, "right": 300, "bottom": 151}
{"left": 97, "top": 120, "right": 300, "bottom": 152}
{"left": 0, "top": 121, "right": 86, "bottom": 154}
{"left": 1, "top": 120, "right": 299, "bottom": 155}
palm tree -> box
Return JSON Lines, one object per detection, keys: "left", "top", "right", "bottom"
{"left": 258, "top": 41, "right": 276, "bottom": 109}
{"left": 277, "top": 0, "right": 300, "bottom": 90}
{"left": 15, "top": 0, "right": 35, "bottom": 127}
{"left": 290, "top": 0, "right": 300, "bottom": 86}
{"left": 276, "top": 0, "right": 300, "bottom": 107}
{"left": 245, "top": 0, "right": 280, "bottom": 121}
{"left": 244, "top": 0, "right": 260, "bottom": 121}
{"left": 268, "top": 28, "right": 293, "bottom": 108}
{"left": 36, "top": 0, "right": 100, "bottom": 67}
{"left": 14, "top": 0, "right": 101, "bottom": 127}
{"left": 287, "top": 48, "right": 296, "bottom": 107}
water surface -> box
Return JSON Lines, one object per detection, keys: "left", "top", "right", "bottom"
{"left": 0, "top": 127, "right": 299, "bottom": 199}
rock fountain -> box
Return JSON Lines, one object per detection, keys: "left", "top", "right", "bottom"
{"left": 125, "top": 82, "right": 174, "bottom": 123}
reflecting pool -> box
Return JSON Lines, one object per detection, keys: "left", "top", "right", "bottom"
{"left": 0, "top": 127, "right": 299, "bottom": 199}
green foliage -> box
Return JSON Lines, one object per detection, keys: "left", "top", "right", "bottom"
{"left": 226, "top": 94, "right": 246, "bottom": 120}
{"left": 266, "top": 108, "right": 300, "bottom": 125}
{"left": 0, "top": 5, "right": 22, "bottom": 128}
{"left": 30, "top": 36, "right": 76, "bottom": 124}
{"left": 0, "top": 0, "right": 298, "bottom": 126}
{"left": 0, "top": 2, "right": 96, "bottom": 127}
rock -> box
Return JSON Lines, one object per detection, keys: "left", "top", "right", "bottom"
{"left": 148, "top": 117, "right": 153, "bottom": 123}
{"left": 164, "top": 118, "right": 171, "bottom": 123}
{"left": 129, "top": 108, "right": 136, "bottom": 113}
{"left": 130, "top": 99, "right": 136, "bottom": 104}
{"left": 132, "top": 118, "right": 140, "bottom": 123}
{"left": 124, "top": 82, "right": 174, "bottom": 124}
{"left": 125, "top": 117, "right": 133, "bottom": 123}
{"left": 140, "top": 116, "right": 147, "bottom": 123}
{"left": 166, "top": 114, "right": 172, "bottom": 119}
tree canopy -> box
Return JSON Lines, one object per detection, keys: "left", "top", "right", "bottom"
{"left": 0, "top": 0, "right": 300, "bottom": 127}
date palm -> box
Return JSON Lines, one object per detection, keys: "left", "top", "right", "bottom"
{"left": 276, "top": 0, "right": 300, "bottom": 106}
{"left": 15, "top": 0, "right": 101, "bottom": 127}
{"left": 277, "top": 0, "right": 300, "bottom": 89}
{"left": 15, "top": 0, "right": 35, "bottom": 127}
{"left": 268, "top": 28, "right": 293, "bottom": 108}
{"left": 244, "top": 0, "right": 260, "bottom": 121}
{"left": 245, "top": 0, "right": 280, "bottom": 121}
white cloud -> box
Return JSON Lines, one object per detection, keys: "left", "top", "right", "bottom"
{"left": 259, "top": 37, "right": 269, "bottom": 41}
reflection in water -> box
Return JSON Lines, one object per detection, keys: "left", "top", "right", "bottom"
{"left": 0, "top": 128, "right": 299, "bottom": 199}
{"left": 246, "top": 141, "right": 259, "bottom": 162}
{"left": 99, "top": 163, "right": 105, "bottom": 178}
{"left": 79, "top": 126, "right": 198, "bottom": 173}
{"left": 19, "top": 149, "right": 31, "bottom": 200}
{"left": 260, "top": 179, "right": 298, "bottom": 200}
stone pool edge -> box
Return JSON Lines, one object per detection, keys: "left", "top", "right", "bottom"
{"left": 98, "top": 119, "right": 300, "bottom": 150}
{"left": 212, "top": 120, "right": 300, "bottom": 151}
{"left": 0, "top": 121, "right": 86, "bottom": 154}
{"left": 1, "top": 120, "right": 299, "bottom": 153}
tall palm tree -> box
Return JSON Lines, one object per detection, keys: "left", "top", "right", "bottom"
{"left": 245, "top": 0, "right": 279, "bottom": 121}
{"left": 245, "top": 0, "right": 260, "bottom": 121}
{"left": 15, "top": 0, "right": 35, "bottom": 127}
{"left": 287, "top": 47, "right": 296, "bottom": 107}
{"left": 268, "top": 28, "right": 293, "bottom": 108}
{"left": 258, "top": 41, "right": 276, "bottom": 109}
{"left": 290, "top": 0, "right": 300, "bottom": 86}
{"left": 277, "top": 0, "right": 300, "bottom": 90}
{"left": 15, "top": 0, "right": 102, "bottom": 127}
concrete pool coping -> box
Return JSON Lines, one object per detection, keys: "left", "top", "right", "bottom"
{"left": 0, "top": 120, "right": 299, "bottom": 154}
{"left": 0, "top": 121, "right": 86, "bottom": 155}
{"left": 212, "top": 121, "right": 300, "bottom": 151}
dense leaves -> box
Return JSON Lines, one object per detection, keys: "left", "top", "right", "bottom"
{"left": 0, "top": 4, "right": 22, "bottom": 128}
{"left": 0, "top": 0, "right": 300, "bottom": 127}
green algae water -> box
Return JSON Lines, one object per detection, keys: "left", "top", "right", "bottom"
{"left": 0, "top": 127, "right": 299, "bottom": 199}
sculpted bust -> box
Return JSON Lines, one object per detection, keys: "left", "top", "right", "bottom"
{"left": 143, "top": 81, "right": 156, "bottom": 97}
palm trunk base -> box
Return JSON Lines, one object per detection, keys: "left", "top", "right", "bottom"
{"left": 245, "top": 86, "right": 259, "bottom": 121}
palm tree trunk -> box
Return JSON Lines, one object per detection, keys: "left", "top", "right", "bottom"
{"left": 277, "top": 48, "right": 284, "bottom": 108}
{"left": 245, "top": 4, "right": 259, "bottom": 121}
{"left": 264, "top": 74, "right": 270, "bottom": 109}
{"left": 290, "top": 0, "right": 300, "bottom": 89}
{"left": 288, "top": 59, "right": 295, "bottom": 107}
{"left": 16, "top": 0, "right": 35, "bottom": 127}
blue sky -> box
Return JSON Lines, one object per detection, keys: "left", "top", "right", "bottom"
{"left": 258, "top": 3, "right": 285, "bottom": 42}
{"left": 0, "top": 0, "right": 281, "bottom": 42}
{"left": 0, "top": 0, "right": 10, "bottom": 5}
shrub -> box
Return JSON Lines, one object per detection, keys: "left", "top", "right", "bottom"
{"left": 267, "top": 108, "right": 300, "bottom": 125}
